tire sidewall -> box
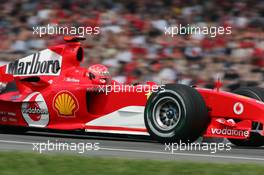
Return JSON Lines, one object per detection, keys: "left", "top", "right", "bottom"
{"left": 145, "top": 89, "right": 187, "bottom": 138}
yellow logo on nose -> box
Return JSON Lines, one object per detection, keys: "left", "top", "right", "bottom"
{"left": 54, "top": 91, "right": 78, "bottom": 117}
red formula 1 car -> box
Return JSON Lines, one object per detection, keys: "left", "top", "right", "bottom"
{"left": 0, "top": 36, "right": 264, "bottom": 146}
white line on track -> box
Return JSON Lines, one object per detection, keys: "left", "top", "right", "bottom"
{"left": 0, "top": 139, "right": 31, "bottom": 145}
{"left": 100, "top": 147, "right": 264, "bottom": 161}
{"left": 0, "top": 139, "right": 263, "bottom": 162}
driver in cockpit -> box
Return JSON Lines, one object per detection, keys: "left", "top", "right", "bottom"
{"left": 86, "top": 64, "right": 111, "bottom": 85}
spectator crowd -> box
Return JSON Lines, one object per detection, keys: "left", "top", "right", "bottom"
{"left": 1, "top": 0, "right": 264, "bottom": 90}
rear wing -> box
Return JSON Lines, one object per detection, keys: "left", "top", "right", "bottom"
{"left": 0, "top": 49, "right": 63, "bottom": 91}
{"left": 0, "top": 36, "right": 84, "bottom": 90}
{"left": 5, "top": 49, "right": 62, "bottom": 77}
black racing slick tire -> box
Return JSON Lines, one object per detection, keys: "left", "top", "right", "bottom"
{"left": 144, "top": 84, "right": 209, "bottom": 143}
{"left": 228, "top": 87, "right": 264, "bottom": 147}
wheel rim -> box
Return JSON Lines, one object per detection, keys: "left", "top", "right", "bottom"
{"left": 153, "top": 97, "right": 181, "bottom": 131}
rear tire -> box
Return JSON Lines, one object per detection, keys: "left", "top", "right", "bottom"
{"left": 144, "top": 84, "right": 209, "bottom": 143}
{"left": 228, "top": 87, "right": 264, "bottom": 147}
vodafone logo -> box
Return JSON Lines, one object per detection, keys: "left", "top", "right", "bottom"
{"left": 21, "top": 92, "right": 49, "bottom": 127}
{"left": 211, "top": 128, "right": 249, "bottom": 138}
{"left": 233, "top": 102, "right": 244, "bottom": 115}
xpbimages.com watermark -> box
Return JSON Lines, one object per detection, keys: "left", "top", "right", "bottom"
{"left": 32, "top": 140, "right": 100, "bottom": 153}
{"left": 87, "top": 84, "right": 166, "bottom": 95}
{"left": 32, "top": 24, "right": 100, "bottom": 37}
{"left": 164, "top": 141, "right": 232, "bottom": 154}
{"left": 164, "top": 24, "right": 232, "bottom": 38}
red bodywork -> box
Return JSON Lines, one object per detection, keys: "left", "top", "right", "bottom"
{"left": 0, "top": 38, "right": 264, "bottom": 140}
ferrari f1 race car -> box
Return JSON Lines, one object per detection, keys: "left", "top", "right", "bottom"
{"left": 0, "top": 36, "right": 264, "bottom": 147}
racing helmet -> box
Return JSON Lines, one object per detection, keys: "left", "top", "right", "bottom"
{"left": 87, "top": 64, "right": 111, "bottom": 84}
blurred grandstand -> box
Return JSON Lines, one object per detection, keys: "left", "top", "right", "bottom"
{"left": 1, "top": 0, "right": 264, "bottom": 90}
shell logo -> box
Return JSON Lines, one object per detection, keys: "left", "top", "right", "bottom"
{"left": 53, "top": 91, "right": 79, "bottom": 117}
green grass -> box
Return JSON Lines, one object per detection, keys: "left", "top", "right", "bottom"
{"left": 0, "top": 152, "right": 263, "bottom": 175}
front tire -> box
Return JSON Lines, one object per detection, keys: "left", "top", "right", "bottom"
{"left": 144, "top": 84, "right": 209, "bottom": 143}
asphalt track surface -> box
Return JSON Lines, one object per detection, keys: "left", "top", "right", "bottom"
{"left": 0, "top": 130, "right": 263, "bottom": 164}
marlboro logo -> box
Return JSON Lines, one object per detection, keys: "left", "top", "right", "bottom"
{"left": 6, "top": 49, "right": 62, "bottom": 76}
